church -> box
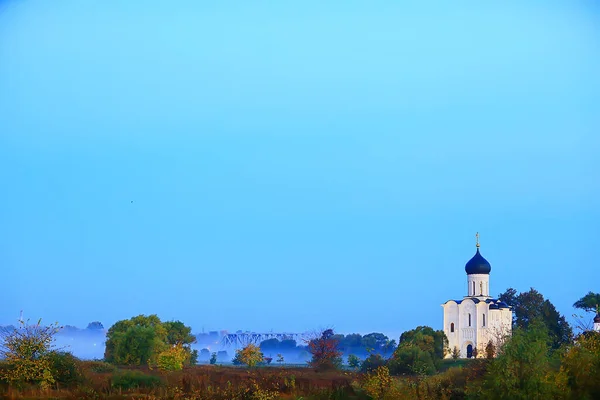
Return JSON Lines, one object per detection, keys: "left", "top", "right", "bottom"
{"left": 442, "top": 234, "right": 513, "bottom": 358}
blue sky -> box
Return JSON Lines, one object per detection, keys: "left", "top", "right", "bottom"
{"left": 1, "top": 0, "right": 599, "bottom": 339}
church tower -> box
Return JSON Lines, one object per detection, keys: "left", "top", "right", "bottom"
{"left": 465, "top": 233, "right": 491, "bottom": 297}
{"left": 442, "top": 233, "right": 513, "bottom": 358}
{"left": 594, "top": 311, "right": 600, "bottom": 332}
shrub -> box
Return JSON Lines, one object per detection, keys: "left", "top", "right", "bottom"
{"left": 360, "top": 354, "right": 386, "bottom": 373}
{"left": 157, "top": 344, "right": 187, "bottom": 371}
{"left": 110, "top": 370, "right": 162, "bottom": 390}
{"left": 45, "top": 351, "right": 83, "bottom": 388}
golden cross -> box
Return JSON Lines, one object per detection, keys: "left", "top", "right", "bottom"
{"left": 476, "top": 232, "right": 480, "bottom": 248}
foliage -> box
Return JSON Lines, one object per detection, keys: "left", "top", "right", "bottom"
{"left": 210, "top": 352, "right": 218, "bottom": 365}
{"left": 157, "top": 343, "right": 188, "bottom": 371}
{"left": 104, "top": 315, "right": 196, "bottom": 366}
{"left": 276, "top": 353, "right": 284, "bottom": 364}
{"left": 235, "top": 344, "right": 264, "bottom": 368}
{"left": 560, "top": 331, "right": 600, "bottom": 399}
{"left": 307, "top": 329, "right": 343, "bottom": 371}
{"left": 398, "top": 326, "right": 447, "bottom": 361}
{"left": 347, "top": 354, "right": 361, "bottom": 369}
{"left": 361, "top": 366, "right": 393, "bottom": 399}
{"left": 45, "top": 351, "right": 83, "bottom": 388}
{"left": 0, "top": 319, "right": 62, "bottom": 389}
{"left": 451, "top": 346, "right": 460, "bottom": 360}
{"left": 387, "top": 326, "right": 447, "bottom": 376}
{"left": 361, "top": 333, "right": 397, "bottom": 356}
{"left": 388, "top": 344, "right": 436, "bottom": 376}
{"left": 485, "top": 341, "right": 495, "bottom": 359}
{"left": 499, "top": 287, "right": 573, "bottom": 350}
{"left": 110, "top": 369, "right": 163, "bottom": 390}
{"left": 360, "top": 353, "right": 386, "bottom": 373}
{"left": 573, "top": 291, "right": 600, "bottom": 313}
{"left": 84, "top": 360, "right": 117, "bottom": 373}
{"left": 479, "top": 323, "right": 560, "bottom": 400}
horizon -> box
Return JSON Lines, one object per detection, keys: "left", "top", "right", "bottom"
{"left": 1, "top": 0, "right": 599, "bottom": 339}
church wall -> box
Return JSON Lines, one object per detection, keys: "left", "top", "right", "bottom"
{"left": 458, "top": 299, "right": 477, "bottom": 356}
{"left": 443, "top": 302, "right": 460, "bottom": 357}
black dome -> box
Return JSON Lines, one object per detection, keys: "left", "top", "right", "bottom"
{"left": 465, "top": 248, "right": 491, "bottom": 275}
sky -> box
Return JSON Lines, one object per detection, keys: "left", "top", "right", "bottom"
{"left": 0, "top": 0, "right": 599, "bottom": 340}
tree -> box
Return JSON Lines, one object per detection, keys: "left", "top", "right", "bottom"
{"left": 276, "top": 353, "right": 284, "bottom": 365}
{"left": 398, "top": 326, "right": 448, "bottom": 362}
{"left": 485, "top": 341, "right": 495, "bottom": 359}
{"left": 574, "top": 292, "right": 600, "bottom": 313}
{"left": 259, "top": 338, "right": 280, "bottom": 352}
{"left": 347, "top": 354, "right": 361, "bottom": 369}
{"left": 561, "top": 331, "right": 600, "bottom": 399}
{"left": 498, "top": 287, "right": 573, "bottom": 349}
{"left": 360, "top": 353, "right": 387, "bottom": 373}
{"left": 235, "top": 344, "right": 264, "bottom": 367}
{"left": 0, "top": 319, "right": 63, "bottom": 389}
{"left": 307, "top": 329, "right": 342, "bottom": 371}
{"left": 200, "top": 348, "right": 210, "bottom": 360}
{"left": 481, "top": 323, "right": 561, "bottom": 400}
{"left": 209, "top": 352, "right": 217, "bottom": 365}
{"left": 388, "top": 326, "right": 447, "bottom": 376}
{"left": 86, "top": 321, "right": 104, "bottom": 330}
{"left": 451, "top": 346, "right": 460, "bottom": 360}
{"left": 362, "top": 333, "right": 397, "bottom": 356}
{"left": 104, "top": 315, "right": 196, "bottom": 366}
{"left": 157, "top": 343, "right": 187, "bottom": 371}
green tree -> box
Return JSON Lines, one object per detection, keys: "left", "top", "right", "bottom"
{"left": 209, "top": 352, "right": 217, "bottom": 365}
{"left": 480, "top": 323, "right": 559, "bottom": 400}
{"left": 0, "top": 319, "right": 62, "bottom": 389}
{"left": 561, "top": 331, "right": 600, "bottom": 399}
{"left": 388, "top": 326, "right": 447, "bottom": 376}
{"left": 347, "top": 354, "right": 361, "bottom": 369}
{"left": 573, "top": 292, "right": 600, "bottom": 313}
{"left": 451, "top": 346, "right": 460, "bottom": 360}
{"left": 499, "top": 287, "right": 573, "bottom": 349}
{"left": 104, "top": 314, "right": 196, "bottom": 366}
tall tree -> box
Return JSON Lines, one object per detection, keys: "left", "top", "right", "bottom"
{"left": 573, "top": 292, "right": 600, "bottom": 313}
{"left": 498, "top": 287, "right": 573, "bottom": 349}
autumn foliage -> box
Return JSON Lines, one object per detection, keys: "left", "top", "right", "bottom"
{"left": 307, "top": 329, "right": 342, "bottom": 371}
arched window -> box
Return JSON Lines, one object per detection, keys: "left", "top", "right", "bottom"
{"left": 468, "top": 313, "right": 472, "bottom": 327}
{"left": 472, "top": 282, "right": 475, "bottom": 295}
{"left": 483, "top": 314, "right": 486, "bottom": 327}
{"left": 450, "top": 323, "right": 455, "bottom": 333}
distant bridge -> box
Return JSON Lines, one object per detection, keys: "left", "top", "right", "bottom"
{"left": 221, "top": 332, "right": 310, "bottom": 348}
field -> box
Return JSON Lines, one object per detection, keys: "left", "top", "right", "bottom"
{"left": 0, "top": 361, "right": 366, "bottom": 400}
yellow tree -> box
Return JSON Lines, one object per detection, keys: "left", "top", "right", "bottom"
{"left": 236, "top": 344, "right": 264, "bottom": 368}
{"left": 0, "top": 319, "right": 62, "bottom": 389}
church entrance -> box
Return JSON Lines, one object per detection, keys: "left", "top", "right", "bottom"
{"left": 466, "top": 344, "right": 473, "bottom": 358}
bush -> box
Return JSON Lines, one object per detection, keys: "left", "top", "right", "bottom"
{"left": 45, "top": 351, "right": 83, "bottom": 388}
{"left": 110, "top": 370, "right": 163, "bottom": 390}
{"left": 83, "top": 360, "right": 117, "bottom": 373}
{"left": 360, "top": 354, "right": 387, "bottom": 373}
{"left": 157, "top": 344, "right": 187, "bottom": 371}
{"left": 388, "top": 345, "right": 436, "bottom": 376}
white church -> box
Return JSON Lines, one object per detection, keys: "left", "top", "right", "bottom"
{"left": 442, "top": 234, "right": 513, "bottom": 358}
